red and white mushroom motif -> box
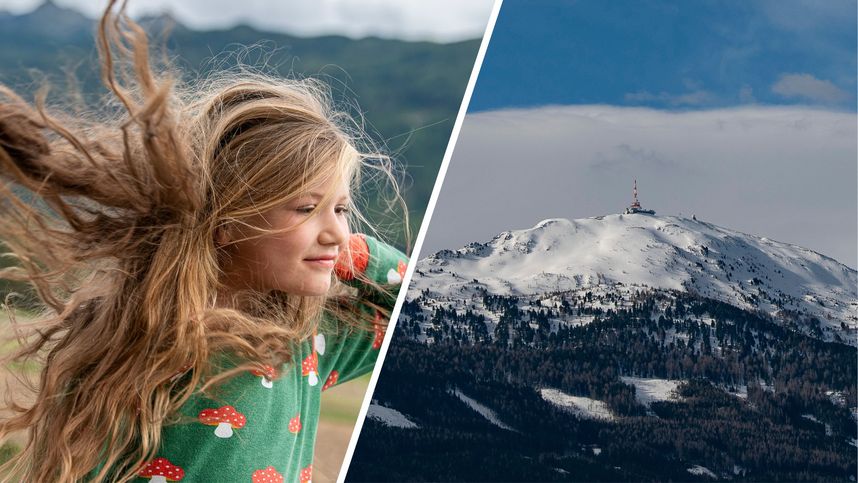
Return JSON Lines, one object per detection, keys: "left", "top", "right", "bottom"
{"left": 322, "top": 371, "right": 339, "bottom": 391}
{"left": 385, "top": 259, "right": 407, "bottom": 284}
{"left": 299, "top": 464, "right": 313, "bottom": 483}
{"left": 301, "top": 352, "right": 319, "bottom": 386}
{"left": 288, "top": 414, "right": 302, "bottom": 434}
{"left": 372, "top": 310, "right": 386, "bottom": 350}
{"left": 250, "top": 364, "right": 277, "bottom": 388}
{"left": 372, "top": 324, "right": 385, "bottom": 350}
{"left": 138, "top": 457, "right": 184, "bottom": 482}
{"left": 334, "top": 233, "right": 369, "bottom": 281}
{"left": 252, "top": 466, "right": 284, "bottom": 483}
{"left": 198, "top": 405, "right": 246, "bottom": 438}
{"left": 313, "top": 333, "right": 326, "bottom": 356}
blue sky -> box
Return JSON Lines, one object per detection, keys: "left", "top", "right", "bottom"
{"left": 470, "top": 0, "right": 855, "bottom": 111}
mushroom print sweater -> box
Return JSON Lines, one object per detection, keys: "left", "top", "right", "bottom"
{"left": 130, "top": 235, "right": 407, "bottom": 483}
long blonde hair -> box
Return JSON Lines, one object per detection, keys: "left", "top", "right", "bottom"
{"left": 0, "top": 1, "right": 405, "bottom": 481}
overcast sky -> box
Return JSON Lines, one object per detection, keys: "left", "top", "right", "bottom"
{"left": 0, "top": 0, "right": 495, "bottom": 42}
{"left": 425, "top": 105, "right": 857, "bottom": 268}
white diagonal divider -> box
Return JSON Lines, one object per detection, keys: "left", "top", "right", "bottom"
{"left": 336, "top": 1, "right": 505, "bottom": 481}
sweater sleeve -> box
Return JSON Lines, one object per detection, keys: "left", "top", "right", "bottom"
{"left": 316, "top": 234, "right": 408, "bottom": 390}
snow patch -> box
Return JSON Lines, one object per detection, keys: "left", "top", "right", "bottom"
{"left": 451, "top": 388, "right": 515, "bottom": 431}
{"left": 826, "top": 390, "right": 847, "bottom": 407}
{"left": 801, "top": 413, "right": 820, "bottom": 423}
{"left": 802, "top": 414, "right": 833, "bottom": 435}
{"left": 725, "top": 385, "right": 748, "bottom": 399}
{"left": 539, "top": 388, "right": 615, "bottom": 421}
{"left": 620, "top": 376, "right": 683, "bottom": 406}
{"left": 687, "top": 465, "right": 718, "bottom": 479}
{"left": 366, "top": 402, "right": 419, "bottom": 429}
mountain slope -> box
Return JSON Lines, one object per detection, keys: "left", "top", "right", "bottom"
{"left": 411, "top": 213, "right": 857, "bottom": 343}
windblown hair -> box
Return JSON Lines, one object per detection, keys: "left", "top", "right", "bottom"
{"left": 0, "top": 1, "right": 406, "bottom": 481}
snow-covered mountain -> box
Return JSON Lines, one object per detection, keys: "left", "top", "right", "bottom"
{"left": 410, "top": 213, "right": 857, "bottom": 343}
{"left": 362, "top": 212, "right": 857, "bottom": 482}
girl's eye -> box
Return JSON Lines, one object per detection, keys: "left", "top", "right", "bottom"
{"left": 335, "top": 205, "right": 351, "bottom": 215}
{"left": 296, "top": 205, "right": 316, "bottom": 214}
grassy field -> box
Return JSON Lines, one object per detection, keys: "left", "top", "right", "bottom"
{"left": 0, "top": 312, "right": 371, "bottom": 481}
{"left": 0, "top": 310, "right": 33, "bottom": 472}
{"left": 317, "top": 375, "right": 371, "bottom": 481}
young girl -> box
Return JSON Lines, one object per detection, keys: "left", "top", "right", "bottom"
{"left": 0, "top": 2, "right": 407, "bottom": 482}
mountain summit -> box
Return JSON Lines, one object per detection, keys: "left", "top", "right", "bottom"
{"left": 413, "top": 213, "right": 857, "bottom": 344}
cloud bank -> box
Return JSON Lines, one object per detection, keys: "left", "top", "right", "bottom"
{"left": 425, "top": 105, "right": 857, "bottom": 268}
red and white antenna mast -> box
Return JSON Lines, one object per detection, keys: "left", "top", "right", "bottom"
{"left": 625, "top": 178, "right": 655, "bottom": 215}
{"left": 631, "top": 179, "right": 641, "bottom": 209}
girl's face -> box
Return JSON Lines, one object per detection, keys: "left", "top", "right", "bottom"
{"left": 220, "top": 176, "right": 351, "bottom": 296}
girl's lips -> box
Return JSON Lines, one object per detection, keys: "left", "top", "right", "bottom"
{"left": 305, "top": 256, "right": 337, "bottom": 268}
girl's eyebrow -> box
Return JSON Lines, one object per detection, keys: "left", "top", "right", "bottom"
{"left": 298, "top": 191, "right": 351, "bottom": 202}
{"left": 295, "top": 192, "right": 326, "bottom": 201}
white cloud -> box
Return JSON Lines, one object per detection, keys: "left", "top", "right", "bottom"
{"left": 772, "top": 73, "right": 850, "bottom": 104}
{"left": 425, "top": 105, "right": 857, "bottom": 268}
{"left": 0, "top": 0, "right": 495, "bottom": 42}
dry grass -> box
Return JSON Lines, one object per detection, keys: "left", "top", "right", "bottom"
{"left": 317, "top": 375, "right": 371, "bottom": 481}
{"left": 0, "top": 310, "right": 33, "bottom": 469}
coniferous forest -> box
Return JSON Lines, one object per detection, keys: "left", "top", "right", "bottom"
{"left": 348, "top": 293, "right": 857, "bottom": 482}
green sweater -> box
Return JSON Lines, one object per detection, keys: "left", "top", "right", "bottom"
{"left": 130, "top": 235, "right": 406, "bottom": 483}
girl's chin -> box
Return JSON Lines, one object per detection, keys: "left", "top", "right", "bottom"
{"left": 279, "top": 278, "right": 333, "bottom": 297}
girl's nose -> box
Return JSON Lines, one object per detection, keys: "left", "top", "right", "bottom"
{"left": 318, "top": 210, "right": 349, "bottom": 246}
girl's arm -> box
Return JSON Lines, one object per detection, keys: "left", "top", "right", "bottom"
{"left": 335, "top": 233, "right": 408, "bottom": 300}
